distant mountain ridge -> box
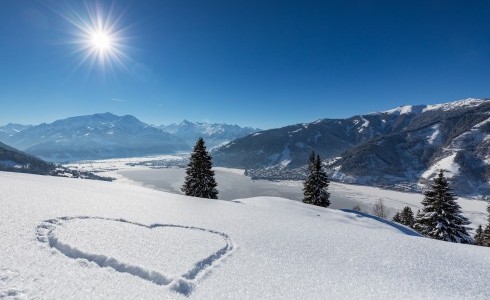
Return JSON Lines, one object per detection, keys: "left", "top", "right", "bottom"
{"left": 213, "top": 98, "right": 490, "bottom": 197}
{"left": 159, "top": 120, "right": 259, "bottom": 148}
{"left": 1, "top": 113, "right": 188, "bottom": 162}
{"left": 0, "top": 113, "right": 259, "bottom": 162}
{"left": 0, "top": 123, "right": 32, "bottom": 140}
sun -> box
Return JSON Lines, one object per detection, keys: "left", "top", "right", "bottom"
{"left": 91, "top": 31, "right": 112, "bottom": 51}
{"left": 58, "top": 3, "right": 131, "bottom": 72}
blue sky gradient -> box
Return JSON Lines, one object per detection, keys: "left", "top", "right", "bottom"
{"left": 1, "top": 0, "right": 489, "bottom": 128}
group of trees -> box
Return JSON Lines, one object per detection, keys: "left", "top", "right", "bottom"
{"left": 389, "top": 170, "right": 490, "bottom": 246}
{"left": 473, "top": 204, "right": 490, "bottom": 247}
{"left": 182, "top": 140, "right": 488, "bottom": 247}
{"left": 392, "top": 206, "right": 415, "bottom": 228}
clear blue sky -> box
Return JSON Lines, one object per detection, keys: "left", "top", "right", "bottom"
{"left": 1, "top": 0, "right": 489, "bottom": 129}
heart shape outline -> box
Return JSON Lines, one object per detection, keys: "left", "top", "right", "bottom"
{"left": 36, "top": 216, "right": 236, "bottom": 296}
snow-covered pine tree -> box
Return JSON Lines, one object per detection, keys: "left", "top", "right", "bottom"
{"left": 181, "top": 137, "right": 218, "bottom": 199}
{"left": 474, "top": 225, "right": 485, "bottom": 246}
{"left": 400, "top": 206, "right": 415, "bottom": 228}
{"left": 484, "top": 204, "right": 490, "bottom": 247}
{"left": 392, "top": 212, "right": 402, "bottom": 223}
{"left": 413, "top": 170, "right": 473, "bottom": 244}
{"left": 302, "top": 153, "right": 330, "bottom": 207}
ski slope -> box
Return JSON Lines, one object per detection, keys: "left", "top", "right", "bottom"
{"left": 1, "top": 171, "right": 489, "bottom": 299}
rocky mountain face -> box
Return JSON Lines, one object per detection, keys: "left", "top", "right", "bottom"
{"left": 1, "top": 113, "right": 188, "bottom": 162}
{"left": 159, "top": 120, "right": 259, "bottom": 149}
{"left": 214, "top": 99, "right": 490, "bottom": 197}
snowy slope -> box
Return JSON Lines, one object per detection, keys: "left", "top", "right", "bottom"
{"left": 1, "top": 172, "right": 489, "bottom": 299}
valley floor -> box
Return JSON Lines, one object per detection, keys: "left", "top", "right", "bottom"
{"left": 68, "top": 156, "right": 489, "bottom": 232}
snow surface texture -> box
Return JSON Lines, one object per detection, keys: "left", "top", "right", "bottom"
{"left": 1, "top": 171, "right": 490, "bottom": 299}
{"left": 36, "top": 217, "right": 235, "bottom": 296}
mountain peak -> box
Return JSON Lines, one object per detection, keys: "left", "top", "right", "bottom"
{"left": 422, "top": 98, "right": 488, "bottom": 112}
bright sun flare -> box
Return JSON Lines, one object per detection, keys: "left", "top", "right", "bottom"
{"left": 62, "top": 3, "right": 130, "bottom": 71}
{"left": 91, "top": 31, "right": 112, "bottom": 50}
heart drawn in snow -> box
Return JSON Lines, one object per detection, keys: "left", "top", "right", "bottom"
{"left": 36, "top": 216, "right": 236, "bottom": 296}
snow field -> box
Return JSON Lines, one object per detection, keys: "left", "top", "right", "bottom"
{"left": 1, "top": 171, "right": 489, "bottom": 299}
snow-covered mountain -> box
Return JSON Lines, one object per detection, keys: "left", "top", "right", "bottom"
{"left": 0, "top": 123, "right": 32, "bottom": 141}
{"left": 2, "top": 171, "right": 489, "bottom": 299}
{"left": 3, "top": 113, "right": 188, "bottom": 162}
{"left": 214, "top": 98, "right": 490, "bottom": 197}
{"left": 159, "top": 120, "right": 259, "bottom": 148}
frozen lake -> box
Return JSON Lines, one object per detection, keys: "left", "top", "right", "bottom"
{"left": 68, "top": 156, "right": 487, "bottom": 228}
{"left": 117, "top": 167, "right": 364, "bottom": 210}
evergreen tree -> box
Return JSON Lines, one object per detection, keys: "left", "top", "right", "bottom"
{"left": 400, "top": 206, "right": 415, "bottom": 228}
{"left": 181, "top": 138, "right": 218, "bottom": 199}
{"left": 413, "top": 170, "right": 473, "bottom": 244}
{"left": 303, "top": 153, "right": 330, "bottom": 207}
{"left": 474, "top": 225, "right": 485, "bottom": 246}
{"left": 307, "top": 151, "right": 316, "bottom": 172}
{"left": 484, "top": 204, "right": 490, "bottom": 247}
{"left": 392, "top": 212, "right": 402, "bottom": 223}
{"left": 302, "top": 151, "right": 317, "bottom": 205}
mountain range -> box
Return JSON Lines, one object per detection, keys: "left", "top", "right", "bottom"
{"left": 159, "top": 120, "right": 259, "bottom": 148}
{"left": 213, "top": 98, "right": 490, "bottom": 197}
{"left": 0, "top": 113, "right": 188, "bottom": 161}
{"left": 0, "top": 113, "right": 258, "bottom": 162}
{"left": 0, "top": 123, "right": 32, "bottom": 141}
{"left": 2, "top": 99, "right": 488, "bottom": 196}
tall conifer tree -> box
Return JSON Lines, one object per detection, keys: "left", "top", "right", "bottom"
{"left": 181, "top": 138, "right": 218, "bottom": 199}
{"left": 303, "top": 152, "right": 330, "bottom": 207}
{"left": 413, "top": 170, "right": 473, "bottom": 243}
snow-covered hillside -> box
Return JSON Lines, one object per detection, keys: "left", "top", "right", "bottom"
{"left": 214, "top": 98, "right": 490, "bottom": 197}
{"left": 1, "top": 172, "right": 489, "bottom": 299}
